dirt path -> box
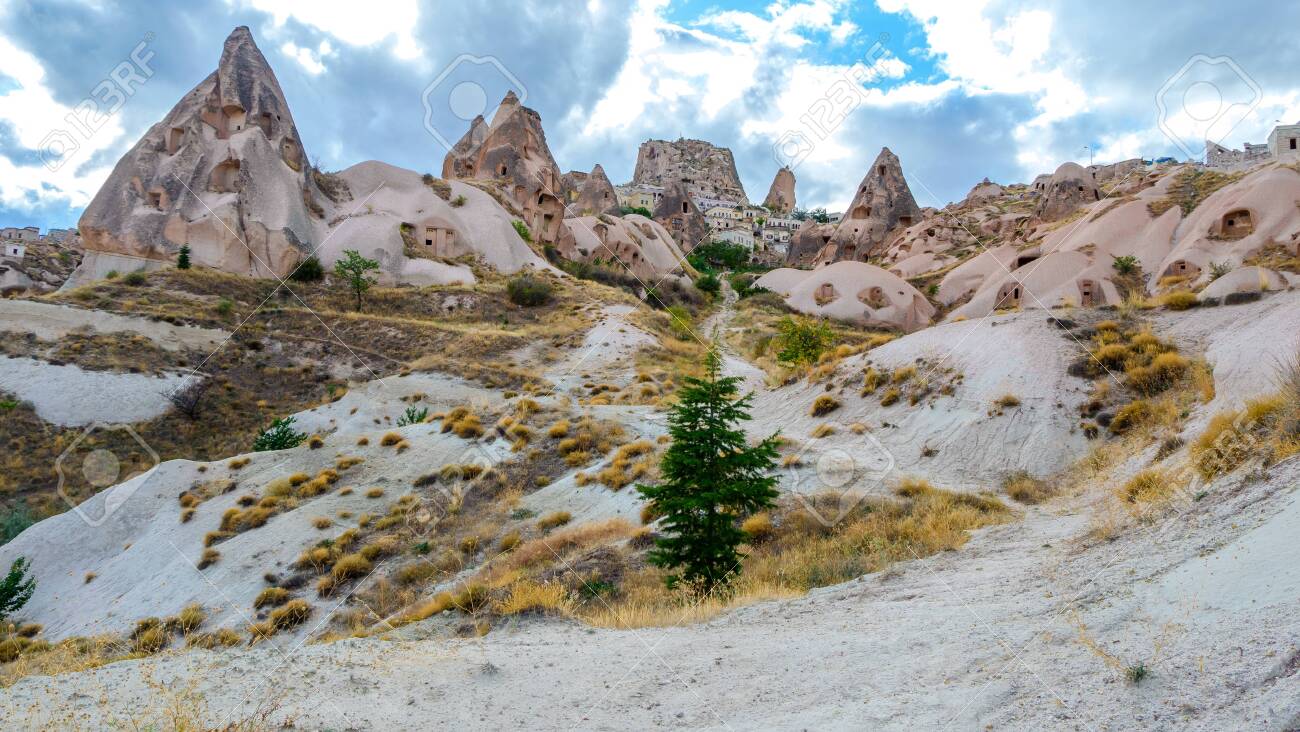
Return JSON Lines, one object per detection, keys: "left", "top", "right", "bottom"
{"left": 699, "top": 277, "right": 766, "bottom": 391}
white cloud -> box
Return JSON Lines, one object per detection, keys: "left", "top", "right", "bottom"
{"left": 230, "top": 0, "right": 421, "bottom": 60}
{"left": 280, "top": 39, "right": 334, "bottom": 75}
{"left": 0, "top": 37, "right": 122, "bottom": 213}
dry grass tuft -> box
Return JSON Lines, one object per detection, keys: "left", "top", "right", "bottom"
{"left": 809, "top": 394, "right": 840, "bottom": 417}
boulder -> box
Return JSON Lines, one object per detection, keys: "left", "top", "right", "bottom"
{"left": 1199, "top": 266, "right": 1288, "bottom": 301}
{"left": 762, "top": 166, "right": 796, "bottom": 214}
{"left": 566, "top": 164, "right": 620, "bottom": 217}
{"left": 76, "top": 26, "right": 319, "bottom": 280}
{"left": 786, "top": 220, "right": 836, "bottom": 267}
{"left": 555, "top": 214, "right": 690, "bottom": 281}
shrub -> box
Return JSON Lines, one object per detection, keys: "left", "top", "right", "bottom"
{"left": 809, "top": 395, "right": 840, "bottom": 417}
{"left": 396, "top": 406, "right": 428, "bottom": 427}
{"left": 269, "top": 599, "right": 312, "bottom": 629}
{"left": 879, "top": 387, "right": 901, "bottom": 406}
{"left": 995, "top": 394, "right": 1021, "bottom": 408}
{"left": 254, "top": 587, "right": 290, "bottom": 609}
{"left": 537, "top": 511, "right": 572, "bottom": 531}
{"left": 512, "top": 220, "right": 532, "bottom": 242}
{"left": 740, "top": 513, "right": 774, "bottom": 543}
{"left": 253, "top": 416, "right": 307, "bottom": 452}
{"left": 1161, "top": 290, "right": 1199, "bottom": 311}
{"left": 290, "top": 255, "right": 325, "bottom": 282}
{"left": 1003, "top": 471, "right": 1051, "bottom": 504}
{"left": 123, "top": 271, "right": 147, "bottom": 286}
{"left": 0, "top": 506, "right": 34, "bottom": 547}
{"left": 1109, "top": 400, "right": 1153, "bottom": 434}
{"left": 1125, "top": 353, "right": 1189, "bottom": 395}
{"left": 197, "top": 548, "right": 220, "bottom": 569}
{"left": 177, "top": 244, "right": 192, "bottom": 270}
{"left": 507, "top": 275, "right": 554, "bottom": 307}
{"left": 1116, "top": 469, "right": 1174, "bottom": 508}
{"left": 332, "top": 554, "right": 372, "bottom": 581}
{"left": 695, "top": 273, "right": 721, "bottom": 296}
{"left": 774, "top": 316, "right": 834, "bottom": 366}
{"left": 175, "top": 604, "right": 205, "bottom": 634}
{"left": 1111, "top": 255, "right": 1139, "bottom": 275}
{"left": 665, "top": 305, "right": 694, "bottom": 340}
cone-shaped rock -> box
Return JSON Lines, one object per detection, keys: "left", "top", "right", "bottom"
{"left": 442, "top": 91, "right": 568, "bottom": 245}
{"left": 763, "top": 166, "right": 796, "bottom": 214}
{"left": 77, "top": 26, "right": 320, "bottom": 281}
{"left": 824, "top": 147, "right": 920, "bottom": 262}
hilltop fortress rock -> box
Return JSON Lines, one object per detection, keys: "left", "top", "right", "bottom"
{"left": 763, "top": 166, "right": 796, "bottom": 214}
{"left": 442, "top": 91, "right": 568, "bottom": 246}
{"left": 815, "top": 147, "right": 920, "bottom": 264}
{"left": 76, "top": 26, "right": 320, "bottom": 281}
{"left": 632, "top": 138, "right": 748, "bottom": 204}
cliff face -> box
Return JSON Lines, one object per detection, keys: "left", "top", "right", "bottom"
{"left": 77, "top": 26, "right": 319, "bottom": 279}
{"left": 632, "top": 138, "right": 748, "bottom": 204}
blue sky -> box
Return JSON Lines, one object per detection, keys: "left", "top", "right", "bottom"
{"left": 2, "top": 0, "right": 1299, "bottom": 231}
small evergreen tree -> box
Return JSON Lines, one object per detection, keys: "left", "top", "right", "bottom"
{"left": 252, "top": 416, "right": 307, "bottom": 452}
{"left": 334, "top": 249, "right": 380, "bottom": 311}
{"left": 0, "top": 557, "right": 35, "bottom": 621}
{"left": 177, "top": 244, "right": 192, "bottom": 270}
{"left": 637, "top": 347, "right": 780, "bottom": 595}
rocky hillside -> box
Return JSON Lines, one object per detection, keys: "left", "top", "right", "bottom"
{"left": 632, "top": 138, "right": 750, "bottom": 204}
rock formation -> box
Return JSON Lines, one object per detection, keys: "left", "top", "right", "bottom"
{"left": 555, "top": 213, "right": 690, "bottom": 281}
{"left": 565, "top": 164, "right": 620, "bottom": 217}
{"left": 1034, "top": 162, "right": 1100, "bottom": 221}
{"left": 754, "top": 260, "right": 935, "bottom": 332}
{"left": 76, "top": 26, "right": 320, "bottom": 279}
{"left": 442, "top": 91, "right": 568, "bottom": 246}
{"left": 818, "top": 147, "right": 920, "bottom": 263}
{"left": 632, "top": 138, "right": 748, "bottom": 204}
{"left": 762, "top": 167, "right": 796, "bottom": 214}
{"left": 786, "top": 220, "right": 836, "bottom": 267}
{"left": 652, "top": 180, "right": 708, "bottom": 253}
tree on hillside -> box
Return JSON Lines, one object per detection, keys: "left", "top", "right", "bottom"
{"left": 177, "top": 244, "right": 192, "bottom": 270}
{"left": 637, "top": 347, "right": 780, "bottom": 595}
{"left": 0, "top": 557, "right": 35, "bottom": 621}
{"left": 334, "top": 249, "right": 380, "bottom": 311}
{"left": 774, "top": 316, "right": 834, "bottom": 366}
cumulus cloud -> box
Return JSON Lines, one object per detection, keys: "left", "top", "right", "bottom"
{"left": 3, "top": 0, "right": 1300, "bottom": 231}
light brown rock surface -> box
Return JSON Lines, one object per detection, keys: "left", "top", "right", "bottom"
{"left": 1034, "top": 161, "right": 1100, "bottom": 221}
{"left": 442, "top": 91, "right": 568, "bottom": 246}
{"left": 817, "top": 147, "right": 920, "bottom": 264}
{"left": 762, "top": 166, "right": 796, "bottom": 214}
{"left": 565, "top": 163, "right": 620, "bottom": 217}
{"left": 652, "top": 180, "right": 709, "bottom": 253}
{"left": 632, "top": 138, "right": 748, "bottom": 204}
{"left": 77, "top": 26, "right": 320, "bottom": 280}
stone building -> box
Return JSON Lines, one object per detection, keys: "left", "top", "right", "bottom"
{"left": 1268, "top": 124, "right": 1300, "bottom": 158}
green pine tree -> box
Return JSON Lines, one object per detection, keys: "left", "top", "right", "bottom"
{"left": 0, "top": 557, "right": 35, "bottom": 621}
{"left": 637, "top": 347, "right": 780, "bottom": 595}
{"left": 177, "top": 244, "right": 191, "bottom": 270}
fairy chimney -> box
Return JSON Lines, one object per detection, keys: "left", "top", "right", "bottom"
{"left": 762, "top": 166, "right": 796, "bottom": 214}
{"left": 77, "top": 26, "right": 319, "bottom": 278}
{"left": 442, "top": 91, "right": 568, "bottom": 245}
{"left": 824, "top": 147, "right": 920, "bottom": 262}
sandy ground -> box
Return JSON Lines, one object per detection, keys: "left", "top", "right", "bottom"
{"left": 0, "top": 355, "right": 192, "bottom": 426}
{"left": 3, "top": 292, "right": 1300, "bottom": 730}
{"left": 5, "top": 457, "right": 1296, "bottom": 731}
{"left": 0, "top": 299, "right": 228, "bottom": 351}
